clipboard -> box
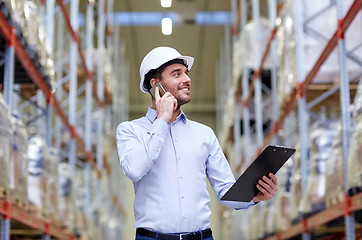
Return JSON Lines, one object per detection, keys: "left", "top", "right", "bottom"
{"left": 221, "top": 145, "right": 295, "bottom": 202}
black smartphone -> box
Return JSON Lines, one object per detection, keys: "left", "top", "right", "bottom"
{"left": 149, "top": 82, "right": 166, "bottom": 98}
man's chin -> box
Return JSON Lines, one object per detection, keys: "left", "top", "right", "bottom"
{"left": 177, "top": 97, "right": 191, "bottom": 107}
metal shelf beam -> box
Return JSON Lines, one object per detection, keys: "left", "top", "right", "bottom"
{"left": 265, "top": 192, "right": 362, "bottom": 239}
{"left": 0, "top": 200, "right": 75, "bottom": 240}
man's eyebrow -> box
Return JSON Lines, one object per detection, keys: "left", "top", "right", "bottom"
{"left": 170, "top": 68, "right": 188, "bottom": 74}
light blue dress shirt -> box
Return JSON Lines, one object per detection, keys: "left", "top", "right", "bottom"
{"left": 116, "top": 108, "right": 255, "bottom": 233}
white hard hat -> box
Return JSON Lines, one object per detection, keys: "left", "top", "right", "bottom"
{"left": 139, "top": 46, "right": 194, "bottom": 93}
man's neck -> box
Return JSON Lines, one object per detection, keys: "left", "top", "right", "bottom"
{"left": 170, "top": 108, "right": 181, "bottom": 123}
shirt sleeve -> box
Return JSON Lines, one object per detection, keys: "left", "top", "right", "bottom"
{"left": 116, "top": 118, "right": 168, "bottom": 182}
{"left": 206, "top": 129, "right": 256, "bottom": 210}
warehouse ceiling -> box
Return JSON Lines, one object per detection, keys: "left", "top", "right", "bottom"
{"left": 113, "top": 0, "right": 232, "bottom": 129}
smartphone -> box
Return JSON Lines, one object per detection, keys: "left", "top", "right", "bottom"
{"left": 149, "top": 82, "right": 166, "bottom": 98}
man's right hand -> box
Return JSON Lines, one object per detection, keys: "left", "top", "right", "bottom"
{"left": 154, "top": 87, "right": 177, "bottom": 122}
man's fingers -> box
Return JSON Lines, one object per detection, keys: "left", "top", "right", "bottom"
{"left": 259, "top": 176, "right": 278, "bottom": 192}
{"left": 256, "top": 184, "right": 272, "bottom": 199}
{"left": 269, "top": 173, "right": 278, "bottom": 185}
{"left": 258, "top": 179, "right": 273, "bottom": 194}
{"left": 154, "top": 87, "right": 160, "bottom": 100}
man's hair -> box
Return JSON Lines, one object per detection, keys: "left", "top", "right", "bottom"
{"left": 143, "top": 59, "right": 188, "bottom": 92}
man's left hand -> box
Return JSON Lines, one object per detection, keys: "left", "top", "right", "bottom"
{"left": 252, "top": 173, "right": 278, "bottom": 203}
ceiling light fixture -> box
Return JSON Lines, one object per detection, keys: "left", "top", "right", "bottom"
{"left": 161, "top": 17, "right": 172, "bottom": 35}
{"left": 161, "top": 0, "right": 172, "bottom": 8}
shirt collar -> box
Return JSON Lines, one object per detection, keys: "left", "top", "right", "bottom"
{"left": 146, "top": 107, "right": 187, "bottom": 124}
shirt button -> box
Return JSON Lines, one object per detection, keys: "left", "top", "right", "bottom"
{"left": 181, "top": 195, "right": 185, "bottom": 198}
{"left": 183, "top": 216, "right": 186, "bottom": 219}
{"left": 180, "top": 176, "right": 183, "bottom": 179}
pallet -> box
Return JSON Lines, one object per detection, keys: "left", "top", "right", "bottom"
{"left": 10, "top": 196, "right": 28, "bottom": 211}
{"left": 50, "top": 217, "right": 62, "bottom": 229}
{"left": 348, "top": 186, "right": 362, "bottom": 197}
{"left": 326, "top": 191, "right": 344, "bottom": 208}
{"left": 0, "top": 185, "right": 9, "bottom": 201}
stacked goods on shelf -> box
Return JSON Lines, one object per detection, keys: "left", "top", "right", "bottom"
{"left": 0, "top": 93, "right": 12, "bottom": 198}
{"left": 302, "top": 0, "right": 339, "bottom": 83}
{"left": 238, "top": 208, "right": 252, "bottom": 240}
{"left": 232, "top": 16, "right": 273, "bottom": 82}
{"left": 276, "top": 0, "right": 297, "bottom": 107}
{"left": 302, "top": 0, "right": 362, "bottom": 82}
{"left": 10, "top": 112, "right": 28, "bottom": 208}
{"left": 3, "top": 0, "right": 54, "bottom": 86}
{"left": 27, "top": 136, "right": 49, "bottom": 217}
{"left": 73, "top": 169, "right": 89, "bottom": 237}
{"left": 272, "top": 162, "right": 294, "bottom": 232}
{"left": 249, "top": 205, "right": 261, "bottom": 240}
{"left": 58, "top": 162, "right": 72, "bottom": 229}
{"left": 348, "top": 79, "right": 362, "bottom": 196}
{"left": 299, "top": 115, "right": 338, "bottom": 216}
{"left": 47, "top": 147, "right": 60, "bottom": 225}
{"left": 100, "top": 169, "right": 111, "bottom": 239}
{"left": 260, "top": 199, "right": 275, "bottom": 238}
{"left": 277, "top": 0, "right": 362, "bottom": 106}
{"left": 290, "top": 0, "right": 362, "bottom": 86}
{"left": 325, "top": 122, "right": 346, "bottom": 206}
{"left": 241, "top": 17, "right": 273, "bottom": 70}
{"left": 289, "top": 144, "right": 302, "bottom": 223}
{"left": 232, "top": 32, "right": 242, "bottom": 83}
{"left": 23, "top": 1, "right": 55, "bottom": 83}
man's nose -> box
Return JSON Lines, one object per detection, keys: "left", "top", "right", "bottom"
{"left": 183, "top": 73, "right": 191, "bottom": 83}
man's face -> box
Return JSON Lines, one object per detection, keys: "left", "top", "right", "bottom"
{"left": 159, "top": 63, "right": 191, "bottom": 107}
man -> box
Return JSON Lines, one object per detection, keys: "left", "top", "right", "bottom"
{"left": 116, "top": 46, "right": 278, "bottom": 240}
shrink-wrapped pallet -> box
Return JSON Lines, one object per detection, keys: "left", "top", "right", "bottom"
{"left": 0, "top": 94, "right": 12, "bottom": 195}
{"left": 10, "top": 113, "right": 28, "bottom": 206}
{"left": 299, "top": 118, "right": 337, "bottom": 216}
{"left": 302, "top": 0, "right": 362, "bottom": 82}
{"left": 46, "top": 148, "right": 59, "bottom": 224}
{"left": 325, "top": 123, "right": 347, "bottom": 206}
{"left": 348, "top": 80, "right": 362, "bottom": 195}
{"left": 4, "top": 0, "right": 55, "bottom": 87}
{"left": 248, "top": 206, "right": 262, "bottom": 240}
{"left": 23, "top": 1, "right": 55, "bottom": 85}
{"left": 3, "top": 0, "right": 25, "bottom": 26}
{"left": 273, "top": 163, "right": 293, "bottom": 232}
{"left": 238, "top": 210, "right": 251, "bottom": 240}
{"left": 277, "top": 0, "right": 362, "bottom": 107}
{"left": 277, "top": 0, "right": 297, "bottom": 107}
{"left": 73, "top": 169, "right": 88, "bottom": 235}
{"left": 58, "top": 162, "right": 72, "bottom": 229}
{"left": 348, "top": 122, "right": 362, "bottom": 195}
{"left": 106, "top": 216, "right": 122, "bottom": 240}
{"left": 27, "top": 136, "right": 49, "bottom": 216}
{"left": 261, "top": 200, "right": 276, "bottom": 238}
{"left": 290, "top": 144, "right": 302, "bottom": 222}
{"left": 239, "top": 17, "right": 273, "bottom": 70}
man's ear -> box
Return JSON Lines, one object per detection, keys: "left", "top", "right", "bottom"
{"left": 150, "top": 78, "right": 157, "bottom": 87}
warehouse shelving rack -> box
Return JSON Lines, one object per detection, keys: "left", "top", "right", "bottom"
{"left": 0, "top": 0, "right": 128, "bottom": 239}
{"left": 219, "top": 0, "right": 362, "bottom": 239}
